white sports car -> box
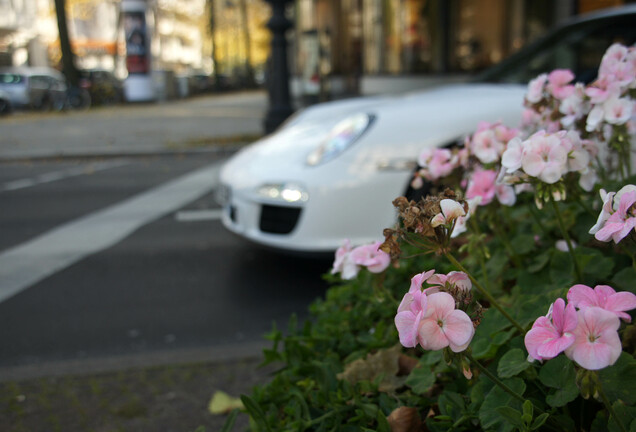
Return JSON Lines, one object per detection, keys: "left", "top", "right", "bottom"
{"left": 217, "top": 5, "right": 636, "bottom": 254}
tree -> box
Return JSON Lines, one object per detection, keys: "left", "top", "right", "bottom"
{"left": 54, "top": 0, "right": 80, "bottom": 87}
{"left": 207, "top": 0, "right": 220, "bottom": 89}
{"left": 238, "top": 0, "right": 255, "bottom": 86}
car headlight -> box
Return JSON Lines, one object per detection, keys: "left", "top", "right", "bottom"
{"left": 256, "top": 183, "right": 309, "bottom": 203}
{"left": 306, "top": 113, "right": 375, "bottom": 166}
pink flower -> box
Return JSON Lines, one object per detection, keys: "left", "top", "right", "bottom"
{"left": 525, "top": 298, "right": 577, "bottom": 362}
{"left": 547, "top": 69, "right": 575, "bottom": 100}
{"left": 589, "top": 189, "right": 617, "bottom": 235}
{"left": 427, "top": 271, "right": 472, "bottom": 293}
{"left": 396, "top": 289, "right": 427, "bottom": 348}
{"left": 567, "top": 284, "right": 636, "bottom": 322}
{"left": 466, "top": 169, "right": 497, "bottom": 206}
{"left": 418, "top": 148, "right": 459, "bottom": 181}
{"left": 350, "top": 241, "right": 391, "bottom": 273}
{"left": 526, "top": 74, "right": 548, "bottom": 104}
{"left": 565, "top": 307, "right": 622, "bottom": 370}
{"left": 331, "top": 239, "right": 359, "bottom": 280}
{"left": 451, "top": 196, "right": 481, "bottom": 238}
{"left": 431, "top": 199, "right": 466, "bottom": 228}
{"left": 418, "top": 292, "right": 474, "bottom": 352}
{"left": 521, "top": 131, "right": 568, "bottom": 184}
{"left": 594, "top": 190, "right": 636, "bottom": 243}
{"left": 408, "top": 269, "right": 437, "bottom": 293}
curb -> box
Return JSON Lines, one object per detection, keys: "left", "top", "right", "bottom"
{"left": 0, "top": 340, "right": 270, "bottom": 383}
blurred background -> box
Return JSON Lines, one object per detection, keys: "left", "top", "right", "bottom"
{"left": 0, "top": 0, "right": 631, "bottom": 109}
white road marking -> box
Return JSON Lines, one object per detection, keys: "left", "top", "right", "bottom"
{"left": 1, "top": 159, "right": 131, "bottom": 192}
{"left": 0, "top": 162, "right": 221, "bottom": 304}
{"left": 174, "top": 209, "right": 223, "bottom": 222}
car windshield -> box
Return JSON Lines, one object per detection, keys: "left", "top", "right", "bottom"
{"left": 476, "top": 13, "right": 636, "bottom": 85}
{"left": 0, "top": 73, "right": 24, "bottom": 84}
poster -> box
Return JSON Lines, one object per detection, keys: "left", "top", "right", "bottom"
{"left": 123, "top": 11, "right": 149, "bottom": 75}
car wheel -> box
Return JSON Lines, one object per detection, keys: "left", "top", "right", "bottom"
{"left": 0, "top": 99, "right": 11, "bottom": 116}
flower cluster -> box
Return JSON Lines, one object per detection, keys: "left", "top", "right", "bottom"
{"left": 589, "top": 184, "right": 636, "bottom": 243}
{"left": 395, "top": 270, "right": 476, "bottom": 352}
{"left": 466, "top": 121, "right": 520, "bottom": 165}
{"left": 586, "top": 43, "right": 636, "bottom": 133}
{"left": 522, "top": 69, "right": 579, "bottom": 133}
{"left": 331, "top": 239, "right": 391, "bottom": 280}
{"left": 525, "top": 284, "right": 636, "bottom": 370}
{"left": 500, "top": 129, "right": 597, "bottom": 202}
{"left": 412, "top": 147, "right": 465, "bottom": 186}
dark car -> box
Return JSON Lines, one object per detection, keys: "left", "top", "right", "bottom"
{"left": 79, "top": 69, "right": 124, "bottom": 105}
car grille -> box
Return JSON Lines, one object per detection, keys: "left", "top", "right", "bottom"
{"left": 259, "top": 204, "right": 301, "bottom": 234}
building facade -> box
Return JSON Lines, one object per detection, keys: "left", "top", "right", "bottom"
{"left": 291, "top": 0, "right": 629, "bottom": 98}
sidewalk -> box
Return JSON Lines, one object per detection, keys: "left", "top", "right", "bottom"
{"left": 0, "top": 90, "right": 268, "bottom": 161}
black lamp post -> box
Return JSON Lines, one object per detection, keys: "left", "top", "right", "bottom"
{"left": 263, "top": 0, "right": 294, "bottom": 134}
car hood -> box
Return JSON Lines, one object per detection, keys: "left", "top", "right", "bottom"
{"left": 221, "top": 83, "right": 527, "bottom": 187}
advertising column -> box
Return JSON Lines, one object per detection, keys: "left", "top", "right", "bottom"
{"left": 121, "top": 0, "right": 154, "bottom": 101}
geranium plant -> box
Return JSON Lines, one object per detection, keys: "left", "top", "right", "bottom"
{"left": 227, "top": 43, "right": 636, "bottom": 432}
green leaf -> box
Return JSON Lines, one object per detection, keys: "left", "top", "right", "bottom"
{"left": 479, "top": 377, "right": 526, "bottom": 431}
{"left": 405, "top": 364, "right": 436, "bottom": 395}
{"left": 549, "top": 250, "right": 575, "bottom": 287}
{"left": 612, "top": 267, "right": 636, "bottom": 294}
{"left": 495, "top": 406, "right": 524, "bottom": 429}
{"left": 599, "top": 352, "right": 636, "bottom": 405}
{"left": 471, "top": 308, "right": 516, "bottom": 359}
{"left": 220, "top": 409, "right": 239, "bottom": 432}
{"left": 608, "top": 401, "right": 636, "bottom": 432}
{"left": 527, "top": 250, "right": 551, "bottom": 273}
{"left": 538, "top": 356, "right": 578, "bottom": 408}
{"left": 511, "top": 234, "right": 536, "bottom": 255}
{"left": 497, "top": 348, "right": 531, "bottom": 378}
{"left": 240, "top": 395, "right": 272, "bottom": 432}
{"left": 576, "top": 247, "right": 614, "bottom": 282}
{"left": 437, "top": 391, "right": 465, "bottom": 421}
{"left": 530, "top": 413, "right": 550, "bottom": 430}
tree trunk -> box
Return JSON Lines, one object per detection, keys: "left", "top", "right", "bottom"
{"left": 207, "top": 0, "right": 220, "bottom": 90}
{"left": 54, "top": 0, "right": 79, "bottom": 87}
{"left": 238, "top": 0, "right": 255, "bottom": 86}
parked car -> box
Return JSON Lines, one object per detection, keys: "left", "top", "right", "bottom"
{"left": 0, "top": 88, "right": 12, "bottom": 115}
{"left": 217, "top": 5, "right": 636, "bottom": 254}
{"left": 0, "top": 67, "right": 68, "bottom": 111}
{"left": 79, "top": 69, "right": 124, "bottom": 106}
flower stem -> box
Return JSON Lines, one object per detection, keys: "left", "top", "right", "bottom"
{"left": 469, "top": 217, "right": 492, "bottom": 291}
{"left": 445, "top": 253, "right": 525, "bottom": 333}
{"left": 550, "top": 197, "right": 583, "bottom": 282}
{"left": 597, "top": 378, "right": 628, "bottom": 432}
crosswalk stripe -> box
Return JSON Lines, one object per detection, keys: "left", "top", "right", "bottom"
{"left": 0, "top": 162, "right": 221, "bottom": 304}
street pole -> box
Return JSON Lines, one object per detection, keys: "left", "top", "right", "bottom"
{"left": 263, "top": 0, "right": 294, "bottom": 134}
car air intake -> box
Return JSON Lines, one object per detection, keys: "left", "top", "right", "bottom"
{"left": 259, "top": 204, "right": 301, "bottom": 234}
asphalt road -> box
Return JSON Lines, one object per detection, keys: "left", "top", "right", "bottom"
{"left": 0, "top": 153, "right": 332, "bottom": 379}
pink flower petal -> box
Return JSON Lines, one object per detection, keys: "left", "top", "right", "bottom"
{"left": 395, "top": 310, "right": 422, "bottom": 348}
{"left": 605, "top": 291, "right": 636, "bottom": 320}
{"left": 525, "top": 321, "right": 559, "bottom": 361}
{"left": 567, "top": 335, "right": 621, "bottom": 370}
{"left": 440, "top": 199, "right": 465, "bottom": 220}
{"left": 418, "top": 318, "right": 449, "bottom": 351}
{"left": 424, "top": 292, "right": 456, "bottom": 318}
{"left": 443, "top": 310, "right": 475, "bottom": 352}
{"left": 536, "top": 333, "right": 575, "bottom": 358}
{"left": 568, "top": 284, "right": 598, "bottom": 308}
